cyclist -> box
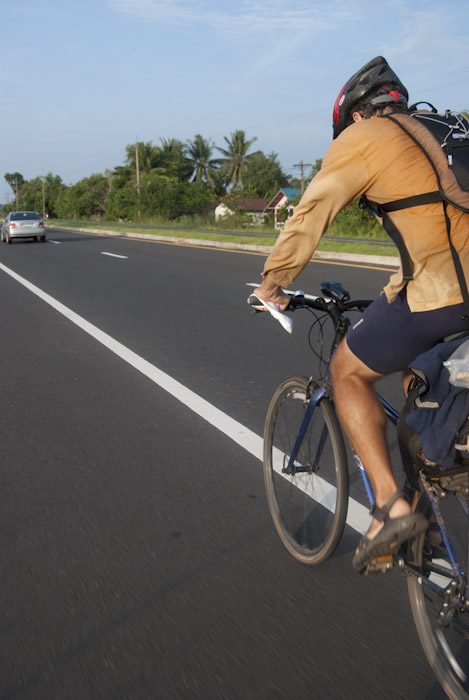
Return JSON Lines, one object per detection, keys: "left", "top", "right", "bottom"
{"left": 253, "top": 56, "right": 469, "bottom": 572}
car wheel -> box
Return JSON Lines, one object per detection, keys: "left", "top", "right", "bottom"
{"left": 41, "top": 237, "right": 46, "bottom": 242}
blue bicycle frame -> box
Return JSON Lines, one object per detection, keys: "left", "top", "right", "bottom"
{"left": 282, "top": 368, "right": 466, "bottom": 597}
{"left": 284, "top": 382, "right": 398, "bottom": 511}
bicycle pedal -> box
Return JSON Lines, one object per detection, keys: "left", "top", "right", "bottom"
{"left": 363, "top": 554, "right": 402, "bottom": 576}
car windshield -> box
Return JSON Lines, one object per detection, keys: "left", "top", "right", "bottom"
{"left": 10, "top": 212, "right": 41, "bottom": 221}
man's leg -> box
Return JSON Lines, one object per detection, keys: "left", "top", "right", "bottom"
{"left": 330, "top": 338, "right": 410, "bottom": 541}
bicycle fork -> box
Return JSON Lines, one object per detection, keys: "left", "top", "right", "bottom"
{"left": 283, "top": 384, "right": 329, "bottom": 476}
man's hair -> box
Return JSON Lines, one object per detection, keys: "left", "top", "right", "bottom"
{"left": 345, "top": 84, "right": 409, "bottom": 129}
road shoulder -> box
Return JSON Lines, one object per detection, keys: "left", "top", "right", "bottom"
{"left": 46, "top": 224, "right": 400, "bottom": 268}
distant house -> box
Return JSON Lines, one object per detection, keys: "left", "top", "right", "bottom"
{"left": 214, "top": 202, "right": 233, "bottom": 221}
{"left": 215, "top": 198, "right": 269, "bottom": 226}
{"left": 263, "top": 188, "right": 301, "bottom": 229}
{"left": 90, "top": 205, "right": 106, "bottom": 221}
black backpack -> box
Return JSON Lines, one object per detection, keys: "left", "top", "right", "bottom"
{"left": 360, "top": 106, "right": 469, "bottom": 315}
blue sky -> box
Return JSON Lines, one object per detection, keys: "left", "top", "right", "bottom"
{"left": 2, "top": 0, "right": 469, "bottom": 200}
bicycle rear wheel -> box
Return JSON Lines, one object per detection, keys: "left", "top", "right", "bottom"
{"left": 264, "top": 376, "right": 348, "bottom": 564}
{"left": 407, "top": 473, "right": 469, "bottom": 700}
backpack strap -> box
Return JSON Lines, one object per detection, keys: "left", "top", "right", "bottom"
{"left": 359, "top": 195, "right": 415, "bottom": 279}
{"left": 382, "top": 191, "right": 443, "bottom": 211}
{"left": 360, "top": 109, "right": 469, "bottom": 320}
{"left": 442, "top": 200, "right": 469, "bottom": 320}
{"left": 359, "top": 193, "right": 469, "bottom": 320}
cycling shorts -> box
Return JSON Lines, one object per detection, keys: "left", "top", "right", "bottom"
{"left": 346, "top": 289, "right": 469, "bottom": 374}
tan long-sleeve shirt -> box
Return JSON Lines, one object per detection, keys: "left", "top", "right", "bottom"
{"left": 262, "top": 117, "right": 469, "bottom": 312}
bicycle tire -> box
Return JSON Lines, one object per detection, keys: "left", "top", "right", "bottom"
{"left": 263, "top": 376, "right": 349, "bottom": 565}
{"left": 407, "top": 479, "right": 469, "bottom": 700}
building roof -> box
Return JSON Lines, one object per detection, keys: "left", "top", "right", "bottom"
{"left": 235, "top": 198, "right": 269, "bottom": 212}
{"left": 263, "top": 188, "right": 301, "bottom": 212}
{"left": 279, "top": 188, "right": 302, "bottom": 199}
{"left": 217, "top": 198, "right": 269, "bottom": 213}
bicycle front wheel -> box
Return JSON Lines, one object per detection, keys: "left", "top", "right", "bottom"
{"left": 408, "top": 475, "right": 469, "bottom": 700}
{"left": 264, "top": 376, "right": 348, "bottom": 565}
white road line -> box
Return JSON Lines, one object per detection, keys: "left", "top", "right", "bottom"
{"left": 101, "top": 252, "right": 128, "bottom": 259}
{"left": 48, "top": 240, "right": 61, "bottom": 244}
{"left": 0, "top": 262, "right": 369, "bottom": 535}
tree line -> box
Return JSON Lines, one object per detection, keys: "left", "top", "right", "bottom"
{"left": 5, "top": 110, "right": 469, "bottom": 231}
{"left": 3, "top": 130, "right": 320, "bottom": 224}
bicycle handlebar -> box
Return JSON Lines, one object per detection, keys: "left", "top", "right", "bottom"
{"left": 247, "top": 287, "right": 373, "bottom": 317}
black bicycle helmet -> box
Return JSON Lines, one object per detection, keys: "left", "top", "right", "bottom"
{"left": 332, "top": 56, "right": 408, "bottom": 139}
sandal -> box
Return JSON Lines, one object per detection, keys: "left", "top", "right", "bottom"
{"left": 353, "top": 490, "right": 428, "bottom": 574}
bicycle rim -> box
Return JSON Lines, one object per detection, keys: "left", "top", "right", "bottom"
{"left": 264, "top": 376, "right": 348, "bottom": 565}
{"left": 408, "top": 475, "right": 469, "bottom": 699}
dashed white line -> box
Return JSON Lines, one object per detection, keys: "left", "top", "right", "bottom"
{"left": 48, "top": 240, "right": 61, "bottom": 244}
{"left": 0, "top": 261, "right": 369, "bottom": 535}
{"left": 101, "top": 252, "right": 128, "bottom": 259}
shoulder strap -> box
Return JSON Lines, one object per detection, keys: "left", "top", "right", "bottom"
{"left": 360, "top": 193, "right": 469, "bottom": 319}
{"left": 382, "top": 112, "right": 469, "bottom": 212}
{"left": 442, "top": 201, "right": 469, "bottom": 320}
{"left": 359, "top": 195, "right": 414, "bottom": 279}
{"left": 381, "top": 191, "right": 443, "bottom": 211}
{"left": 359, "top": 112, "right": 469, "bottom": 318}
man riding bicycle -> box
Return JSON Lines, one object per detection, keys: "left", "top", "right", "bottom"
{"left": 253, "top": 56, "right": 469, "bottom": 572}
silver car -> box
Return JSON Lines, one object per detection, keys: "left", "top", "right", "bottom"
{"left": 2, "top": 211, "right": 46, "bottom": 243}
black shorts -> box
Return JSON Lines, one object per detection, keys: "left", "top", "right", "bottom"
{"left": 346, "top": 289, "right": 469, "bottom": 374}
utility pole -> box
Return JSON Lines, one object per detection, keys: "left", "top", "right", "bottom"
{"left": 135, "top": 139, "right": 141, "bottom": 219}
{"left": 293, "top": 160, "right": 312, "bottom": 195}
{"left": 42, "top": 175, "right": 46, "bottom": 219}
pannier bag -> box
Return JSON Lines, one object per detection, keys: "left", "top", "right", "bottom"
{"left": 397, "top": 334, "right": 469, "bottom": 486}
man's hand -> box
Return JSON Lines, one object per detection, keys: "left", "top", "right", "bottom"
{"left": 254, "top": 281, "right": 290, "bottom": 312}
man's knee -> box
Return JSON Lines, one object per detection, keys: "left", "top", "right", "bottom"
{"left": 331, "top": 338, "right": 383, "bottom": 386}
{"left": 331, "top": 339, "right": 358, "bottom": 380}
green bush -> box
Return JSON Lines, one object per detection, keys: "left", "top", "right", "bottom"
{"left": 326, "top": 200, "right": 387, "bottom": 240}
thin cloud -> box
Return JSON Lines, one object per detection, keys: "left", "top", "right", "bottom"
{"left": 377, "top": 5, "right": 469, "bottom": 68}
{"left": 108, "top": 0, "right": 354, "bottom": 40}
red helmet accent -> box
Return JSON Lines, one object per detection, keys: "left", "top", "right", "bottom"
{"left": 332, "top": 84, "right": 347, "bottom": 132}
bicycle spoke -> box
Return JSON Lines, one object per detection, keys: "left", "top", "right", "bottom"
{"left": 264, "top": 377, "right": 348, "bottom": 565}
{"left": 408, "top": 478, "right": 469, "bottom": 699}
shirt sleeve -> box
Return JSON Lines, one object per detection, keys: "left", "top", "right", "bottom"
{"left": 262, "top": 137, "right": 370, "bottom": 286}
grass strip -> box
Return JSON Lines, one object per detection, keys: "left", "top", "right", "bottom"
{"left": 50, "top": 221, "right": 397, "bottom": 258}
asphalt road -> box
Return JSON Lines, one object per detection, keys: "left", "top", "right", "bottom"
{"left": 0, "top": 230, "right": 447, "bottom": 699}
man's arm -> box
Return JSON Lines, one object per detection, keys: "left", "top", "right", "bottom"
{"left": 259, "top": 137, "right": 368, "bottom": 295}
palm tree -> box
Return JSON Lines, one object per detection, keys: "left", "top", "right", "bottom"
{"left": 186, "top": 134, "right": 218, "bottom": 187}
{"left": 216, "top": 130, "right": 258, "bottom": 189}
{"left": 125, "top": 141, "right": 161, "bottom": 175}
{"left": 158, "top": 138, "right": 193, "bottom": 181}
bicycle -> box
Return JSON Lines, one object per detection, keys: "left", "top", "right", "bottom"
{"left": 248, "top": 280, "right": 469, "bottom": 700}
